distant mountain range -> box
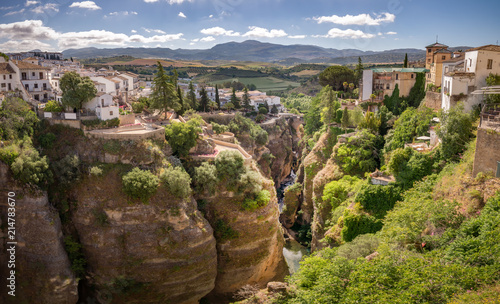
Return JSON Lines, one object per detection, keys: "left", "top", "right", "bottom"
{"left": 62, "top": 40, "right": 471, "bottom": 65}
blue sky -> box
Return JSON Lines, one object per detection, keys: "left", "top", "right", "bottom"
{"left": 0, "top": 0, "right": 499, "bottom": 53}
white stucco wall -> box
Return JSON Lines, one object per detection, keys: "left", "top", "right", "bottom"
{"left": 362, "top": 69, "right": 373, "bottom": 101}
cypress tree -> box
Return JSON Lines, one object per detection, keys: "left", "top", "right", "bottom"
{"left": 215, "top": 85, "right": 221, "bottom": 110}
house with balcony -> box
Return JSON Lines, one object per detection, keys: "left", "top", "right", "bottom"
{"left": 13, "top": 60, "right": 54, "bottom": 103}
{"left": 83, "top": 92, "right": 119, "bottom": 121}
{"left": 0, "top": 57, "right": 23, "bottom": 94}
{"left": 442, "top": 45, "right": 500, "bottom": 111}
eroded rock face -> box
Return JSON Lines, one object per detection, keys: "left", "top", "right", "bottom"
{"left": 311, "top": 159, "right": 343, "bottom": 252}
{"left": 71, "top": 169, "right": 217, "bottom": 304}
{"left": 203, "top": 172, "right": 288, "bottom": 299}
{"left": 280, "top": 183, "right": 302, "bottom": 229}
{"left": 0, "top": 163, "right": 78, "bottom": 304}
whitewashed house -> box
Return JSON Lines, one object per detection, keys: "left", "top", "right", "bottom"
{"left": 442, "top": 45, "right": 500, "bottom": 111}
{"left": 83, "top": 92, "right": 119, "bottom": 121}
{"left": 14, "top": 60, "right": 54, "bottom": 102}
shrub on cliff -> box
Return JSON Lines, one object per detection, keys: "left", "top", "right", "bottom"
{"left": 122, "top": 167, "right": 159, "bottom": 202}
{"left": 164, "top": 121, "right": 201, "bottom": 157}
{"left": 242, "top": 190, "right": 270, "bottom": 211}
{"left": 215, "top": 150, "right": 245, "bottom": 188}
{"left": 51, "top": 154, "right": 81, "bottom": 185}
{"left": 10, "top": 138, "right": 52, "bottom": 187}
{"left": 340, "top": 210, "right": 383, "bottom": 242}
{"left": 160, "top": 166, "right": 192, "bottom": 198}
{"left": 194, "top": 162, "right": 218, "bottom": 193}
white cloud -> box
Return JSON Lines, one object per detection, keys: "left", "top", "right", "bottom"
{"left": 200, "top": 26, "right": 239, "bottom": 37}
{"left": 143, "top": 27, "right": 166, "bottom": 34}
{"left": 178, "top": 12, "right": 186, "bottom": 18}
{"left": 191, "top": 38, "right": 199, "bottom": 42}
{"left": 59, "top": 30, "right": 183, "bottom": 48}
{"left": 0, "top": 20, "right": 58, "bottom": 40}
{"left": 107, "top": 11, "right": 138, "bottom": 17}
{"left": 0, "top": 39, "right": 52, "bottom": 52}
{"left": 4, "top": 8, "right": 25, "bottom": 16}
{"left": 209, "top": 14, "right": 213, "bottom": 18}
{"left": 313, "top": 13, "right": 395, "bottom": 26}
{"left": 128, "top": 33, "right": 184, "bottom": 44}
{"left": 31, "top": 3, "right": 59, "bottom": 14}
{"left": 243, "top": 26, "right": 287, "bottom": 38}
{"left": 319, "top": 28, "right": 375, "bottom": 39}
{"left": 25, "top": 1, "right": 39, "bottom": 6}
{"left": 144, "top": 0, "right": 193, "bottom": 3}
{"left": 131, "top": 29, "right": 137, "bottom": 33}
{"left": 69, "top": 1, "right": 101, "bottom": 10}
{"left": 200, "top": 36, "right": 215, "bottom": 42}
{"left": 0, "top": 6, "right": 18, "bottom": 11}
{"left": 386, "top": 31, "right": 397, "bottom": 35}
{"left": 289, "top": 35, "right": 306, "bottom": 39}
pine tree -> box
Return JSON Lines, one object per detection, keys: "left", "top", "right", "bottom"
{"left": 199, "top": 87, "right": 209, "bottom": 112}
{"left": 242, "top": 87, "right": 250, "bottom": 111}
{"left": 150, "top": 62, "right": 179, "bottom": 117}
{"left": 231, "top": 87, "right": 240, "bottom": 109}
{"left": 177, "top": 86, "right": 186, "bottom": 116}
{"left": 215, "top": 85, "right": 221, "bottom": 110}
{"left": 187, "top": 81, "right": 197, "bottom": 109}
{"left": 355, "top": 57, "right": 363, "bottom": 85}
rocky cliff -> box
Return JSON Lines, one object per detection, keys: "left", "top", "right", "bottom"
{"left": 70, "top": 167, "right": 217, "bottom": 304}
{"left": 0, "top": 163, "right": 78, "bottom": 304}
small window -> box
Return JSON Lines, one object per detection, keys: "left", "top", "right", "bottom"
{"left": 442, "top": 56, "right": 446, "bottom": 60}
{"left": 32, "top": 72, "right": 35, "bottom": 77}
{"left": 34, "top": 83, "right": 38, "bottom": 88}
{"left": 427, "top": 59, "right": 431, "bottom": 63}
{"left": 110, "top": 111, "right": 113, "bottom": 115}
{"left": 386, "top": 84, "right": 390, "bottom": 89}
{"left": 396, "top": 74, "right": 399, "bottom": 80}
{"left": 2, "top": 75, "right": 5, "bottom": 80}
{"left": 9, "top": 75, "right": 12, "bottom": 79}
{"left": 428, "top": 49, "right": 432, "bottom": 53}
{"left": 411, "top": 74, "right": 414, "bottom": 79}
{"left": 1, "top": 83, "right": 6, "bottom": 88}
{"left": 487, "top": 59, "right": 493, "bottom": 69}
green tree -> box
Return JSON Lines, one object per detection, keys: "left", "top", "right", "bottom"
{"left": 222, "top": 102, "right": 234, "bottom": 112}
{"left": 215, "top": 84, "right": 221, "bottom": 110}
{"left": 0, "top": 97, "right": 39, "bottom": 140}
{"left": 485, "top": 73, "right": 500, "bottom": 104}
{"left": 160, "top": 166, "right": 192, "bottom": 198}
{"left": 242, "top": 87, "right": 250, "bottom": 111}
{"left": 320, "top": 86, "right": 341, "bottom": 125}
{"left": 319, "top": 66, "right": 356, "bottom": 90}
{"left": 198, "top": 87, "right": 209, "bottom": 112}
{"left": 194, "top": 162, "right": 218, "bottom": 193}
{"left": 44, "top": 100, "right": 63, "bottom": 112}
{"left": 60, "top": 71, "right": 97, "bottom": 110}
{"left": 437, "top": 103, "right": 473, "bottom": 161}
{"left": 122, "top": 168, "right": 159, "bottom": 202}
{"left": 164, "top": 121, "right": 201, "bottom": 157}
{"left": 359, "top": 112, "right": 381, "bottom": 134}
{"left": 231, "top": 87, "right": 241, "bottom": 109}
{"left": 271, "top": 104, "right": 279, "bottom": 114}
{"left": 212, "top": 122, "right": 228, "bottom": 135}
{"left": 403, "top": 53, "right": 408, "bottom": 68}
{"left": 333, "top": 129, "right": 381, "bottom": 176}
{"left": 177, "top": 86, "right": 187, "bottom": 116}
{"left": 341, "top": 107, "right": 349, "bottom": 132}
{"left": 208, "top": 101, "right": 218, "bottom": 112}
{"left": 406, "top": 72, "right": 426, "bottom": 108}
{"left": 354, "top": 56, "right": 364, "bottom": 84}
{"left": 384, "top": 84, "right": 400, "bottom": 114}
{"left": 215, "top": 150, "right": 245, "bottom": 188}
{"left": 187, "top": 81, "right": 197, "bottom": 109}
{"left": 150, "top": 62, "right": 180, "bottom": 117}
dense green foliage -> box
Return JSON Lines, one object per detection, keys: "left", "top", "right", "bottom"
{"left": 44, "top": 100, "right": 63, "bottom": 113}
{"left": 150, "top": 62, "right": 180, "bottom": 115}
{"left": 215, "top": 150, "right": 245, "bottom": 188}
{"left": 214, "top": 219, "right": 239, "bottom": 241}
{"left": 193, "top": 162, "right": 218, "bottom": 193}
{"left": 319, "top": 66, "right": 356, "bottom": 90}
{"left": 122, "top": 168, "right": 159, "bottom": 202}
{"left": 0, "top": 97, "right": 39, "bottom": 141}
{"left": 64, "top": 236, "right": 87, "bottom": 278}
{"left": 283, "top": 93, "right": 312, "bottom": 113}
{"left": 341, "top": 210, "right": 383, "bottom": 242}
{"left": 10, "top": 139, "right": 52, "bottom": 186}
{"left": 437, "top": 103, "right": 473, "bottom": 161}
{"left": 211, "top": 122, "right": 228, "bottom": 135}
{"left": 333, "top": 129, "right": 382, "bottom": 176}
{"left": 160, "top": 166, "right": 192, "bottom": 198}
{"left": 242, "top": 190, "right": 271, "bottom": 211}
{"left": 51, "top": 154, "right": 81, "bottom": 185}
{"left": 60, "top": 71, "right": 97, "bottom": 110}
{"left": 383, "top": 107, "right": 434, "bottom": 154}
{"left": 354, "top": 184, "right": 402, "bottom": 218}
{"left": 164, "top": 121, "right": 201, "bottom": 157}
{"left": 322, "top": 175, "right": 361, "bottom": 209}
{"left": 388, "top": 147, "right": 436, "bottom": 188}
{"left": 228, "top": 113, "right": 268, "bottom": 146}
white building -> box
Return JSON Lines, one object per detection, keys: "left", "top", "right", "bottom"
{"left": 83, "top": 92, "right": 119, "bottom": 121}
{"left": 442, "top": 45, "right": 500, "bottom": 111}
{"left": 0, "top": 58, "right": 22, "bottom": 93}
{"left": 14, "top": 60, "right": 54, "bottom": 102}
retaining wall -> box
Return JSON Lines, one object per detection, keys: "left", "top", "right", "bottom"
{"left": 472, "top": 127, "right": 500, "bottom": 177}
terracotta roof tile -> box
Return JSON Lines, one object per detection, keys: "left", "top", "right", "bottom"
{"left": 0, "top": 63, "right": 16, "bottom": 74}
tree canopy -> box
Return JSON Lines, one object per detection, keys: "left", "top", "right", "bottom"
{"left": 60, "top": 71, "right": 97, "bottom": 110}
{"left": 319, "top": 66, "right": 356, "bottom": 91}
{"left": 150, "top": 62, "right": 180, "bottom": 116}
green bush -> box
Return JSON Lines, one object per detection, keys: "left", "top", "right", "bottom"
{"left": 323, "top": 175, "right": 361, "bottom": 209}
{"left": 341, "top": 210, "right": 383, "bottom": 242}
{"left": 194, "top": 162, "right": 218, "bottom": 193}
{"left": 355, "top": 184, "right": 402, "bottom": 218}
{"left": 228, "top": 113, "right": 268, "bottom": 146}
{"left": 0, "top": 144, "right": 19, "bottom": 165}
{"left": 255, "top": 113, "right": 266, "bottom": 123}
{"left": 11, "top": 141, "right": 51, "bottom": 186}
{"left": 160, "top": 166, "right": 192, "bottom": 198}
{"left": 214, "top": 219, "right": 239, "bottom": 241}
{"left": 164, "top": 121, "right": 201, "bottom": 157}
{"left": 131, "top": 102, "right": 145, "bottom": 113}
{"left": 90, "top": 165, "right": 103, "bottom": 176}
{"left": 258, "top": 106, "right": 268, "bottom": 114}
{"left": 39, "top": 132, "right": 57, "bottom": 149}
{"left": 333, "top": 129, "right": 382, "bottom": 176}
{"left": 122, "top": 168, "right": 159, "bottom": 202}
{"left": 64, "top": 236, "right": 86, "bottom": 278}
{"left": 0, "top": 97, "right": 39, "bottom": 140}
{"left": 237, "top": 170, "right": 263, "bottom": 196}
{"left": 44, "top": 100, "right": 63, "bottom": 112}
{"left": 242, "top": 190, "right": 270, "bottom": 211}
{"left": 52, "top": 154, "right": 80, "bottom": 185}
{"left": 211, "top": 122, "right": 228, "bottom": 135}
{"left": 215, "top": 150, "right": 245, "bottom": 188}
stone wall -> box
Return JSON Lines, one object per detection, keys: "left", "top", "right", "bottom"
{"left": 424, "top": 91, "right": 442, "bottom": 111}
{"left": 84, "top": 128, "right": 164, "bottom": 141}
{"left": 48, "top": 119, "right": 81, "bottom": 129}
{"left": 119, "top": 113, "right": 136, "bottom": 125}
{"left": 473, "top": 127, "right": 500, "bottom": 177}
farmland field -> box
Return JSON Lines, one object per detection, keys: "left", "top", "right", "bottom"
{"left": 207, "top": 77, "right": 300, "bottom": 91}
